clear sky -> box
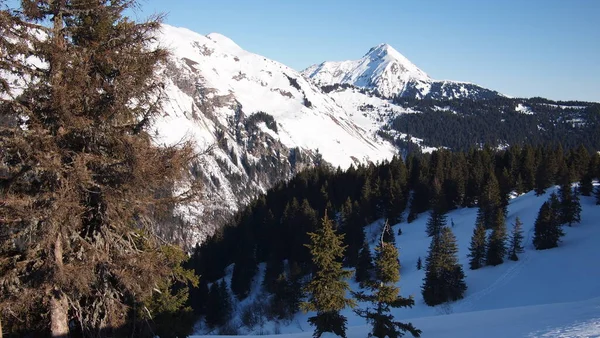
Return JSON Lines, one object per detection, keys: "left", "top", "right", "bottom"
{"left": 6, "top": 0, "right": 600, "bottom": 101}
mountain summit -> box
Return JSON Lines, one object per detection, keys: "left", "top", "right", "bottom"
{"left": 303, "top": 44, "right": 501, "bottom": 100}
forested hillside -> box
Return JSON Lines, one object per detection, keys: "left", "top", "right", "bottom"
{"left": 187, "top": 143, "right": 600, "bottom": 334}
{"left": 387, "top": 96, "right": 600, "bottom": 151}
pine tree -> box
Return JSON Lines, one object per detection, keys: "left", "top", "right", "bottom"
{"left": 353, "top": 225, "right": 421, "bottom": 338}
{"left": 263, "top": 255, "right": 284, "bottom": 294}
{"left": 478, "top": 170, "right": 502, "bottom": 229}
{"left": 231, "top": 242, "right": 258, "bottom": 300}
{"left": 486, "top": 211, "right": 508, "bottom": 266}
{"left": 301, "top": 213, "right": 356, "bottom": 338}
{"left": 533, "top": 195, "right": 564, "bottom": 250}
{"left": 356, "top": 240, "right": 375, "bottom": 287}
{"left": 0, "top": 1, "right": 201, "bottom": 334}
{"left": 416, "top": 257, "right": 422, "bottom": 270}
{"left": 340, "top": 198, "right": 364, "bottom": 268}
{"left": 269, "top": 272, "right": 302, "bottom": 321}
{"left": 205, "top": 280, "right": 232, "bottom": 328}
{"left": 558, "top": 174, "right": 581, "bottom": 226}
{"left": 467, "top": 217, "right": 487, "bottom": 270}
{"left": 508, "top": 217, "right": 525, "bottom": 261}
{"left": 422, "top": 227, "right": 467, "bottom": 306}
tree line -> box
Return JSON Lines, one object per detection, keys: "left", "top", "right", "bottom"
{"left": 188, "top": 143, "right": 600, "bottom": 331}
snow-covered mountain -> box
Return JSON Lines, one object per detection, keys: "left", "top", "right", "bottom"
{"left": 153, "top": 25, "right": 399, "bottom": 245}
{"left": 302, "top": 43, "right": 501, "bottom": 100}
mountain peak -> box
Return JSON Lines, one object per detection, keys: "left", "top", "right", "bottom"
{"left": 301, "top": 43, "right": 430, "bottom": 97}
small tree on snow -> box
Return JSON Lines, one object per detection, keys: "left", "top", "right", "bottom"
{"left": 508, "top": 217, "right": 525, "bottom": 261}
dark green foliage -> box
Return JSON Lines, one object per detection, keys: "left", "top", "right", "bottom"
{"left": 416, "top": 257, "right": 422, "bottom": 270}
{"left": 478, "top": 170, "right": 503, "bottom": 229}
{"left": 389, "top": 97, "right": 600, "bottom": 152}
{"left": 340, "top": 199, "right": 365, "bottom": 268}
{"left": 353, "top": 233, "right": 421, "bottom": 338}
{"left": 422, "top": 227, "right": 467, "bottom": 306}
{"left": 245, "top": 111, "right": 278, "bottom": 133}
{"left": 356, "top": 240, "right": 375, "bottom": 287}
{"left": 187, "top": 143, "right": 593, "bottom": 328}
{"left": 558, "top": 173, "right": 582, "bottom": 226}
{"left": 467, "top": 217, "right": 487, "bottom": 270}
{"left": 508, "top": 217, "right": 525, "bottom": 261}
{"left": 301, "top": 213, "right": 356, "bottom": 338}
{"left": 189, "top": 278, "right": 209, "bottom": 316}
{"left": 205, "top": 280, "right": 232, "bottom": 328}
{"left": 533, "top": 194, "right": 565, "bottom": 250}
{"left": 262, "top": 255, "right": 284, "bottom": 294}
{"left": 486, "top": 211, "right": 508, "bottom": 266}
{"left": 425, "top": 186, "right": 447, "bottom": 237}
{"left": 269, "top": 272, "right": 302, "bottom": 321}
{"left": 231, "top": 241, "right": 258, "bottom": 300}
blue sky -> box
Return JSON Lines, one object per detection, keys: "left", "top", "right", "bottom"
{"left": 6, "top": 0, "right": 599, "bottom": 101}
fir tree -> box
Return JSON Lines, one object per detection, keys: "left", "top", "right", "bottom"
{"left": 269, "top": 272, "right": 302, "bottom": 321}
{"left": 558, "top": 175, "right": 581, "bottom": 226}
{"left": 0, "top": 1, "right": 201, "bottom": 334}
{"left": 231, "top": 242, "right": 258, "bottom": 300}
{"left": 478, "top": 170, "right": 503, "bottom": 229}
{"left": 467, "top": 217, "right": 487, "bottom": 270}
{"left": 356, "top": 240, "right": 375, "bottom": 287}
{"left": 486, "top": 211, "right": 508, "bottom": 266}
{"left": 533, "top": 195, "right": 564, "bottom": 250}
{"left": 416, "top": 257, "right": 422, "bottom": 270}
{"left": 508, "top": 217, "right": 525, "bottom": 261}
{"left": 301, "top": 213, "right": 356, "bottom": 338}
{"left": 340, "top": 198, "right": 364, "bottom": 268}
{"left": 353, "top": 225, "right": 421, "bottom": 338}
{"left": 205, "top": 280, "right": 232, "bottom": 328}
{"left": 262, "top": 254, "right": 284, "bottom": 294}
{"left": 422, "top": 227, "right": 467, "bottom": 306}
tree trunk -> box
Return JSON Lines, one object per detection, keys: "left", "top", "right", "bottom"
{"left": 50, "top": 295, "right": 69, "bottom": 337}
{"left": 50, "top": 234, "right": 68, "bottom": 337}
{"left": 1, "top": 315, "right": 3, "bottom": 338}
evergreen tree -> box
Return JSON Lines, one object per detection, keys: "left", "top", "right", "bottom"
{"left": 353, "top": 226, "right": 421, "bottom": 338}
{"left": 425, "top": 183, "right": 447, "bottom": 238}
{"left": 231, "top": 242, "right": 258, "bottom": 300}
{"left": 533, "top": 195, "right": 564, "bottom": 250}
{"left": 467, "top": 217, "right": 487, "bottom": 270}
{"left": 416, "top": 257, "right": 422, "bottom": 270}
{"left": 381, "top": 219, "right": 396, "bottom": 244}
{"left": 205, "top": 280, "right": 232, "bottom": 328}
{"left": 579, "top": 156, "right": 597, "bottom": 196}
{"left": 479, "top": 170, "right": 503, "bottom": 229}
{"left": 356, "top": 240, "right": 375, "bottom": 287}
{"left": 269, "top": 272, "right": 302, "bottom": 321}
{"left": 0, "top": 1, "right": 201, "bottom": 334}
{"left": 508, "top": 217, "right": 525, "bottom": 261}
{"left": 262, "top": 254, "right": 284, "bottom": 294}
{"left": 486, "top": 211, "right": 508, "bottom": 266}
{"left": 340, "top": 198, "right": 365, "bottom": 268}
{"left": 558, "top": 174, "right": 582, "bottom": 227}
{"left": 301, "top": 213, "right": 356, "bottom": 338}
{"left": 422, "top": 227, "right": 467, "bottom": 306}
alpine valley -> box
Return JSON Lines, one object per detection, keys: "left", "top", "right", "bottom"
{"left": 153, "top": 24, "right": 600, "bottom": 245}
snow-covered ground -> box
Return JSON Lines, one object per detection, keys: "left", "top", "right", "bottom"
{"left": 192, "top": 186, "right": 600, "bottom": 337}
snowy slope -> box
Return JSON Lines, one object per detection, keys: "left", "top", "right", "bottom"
{"left": 156, "top": 24, "right": 395, "bottom": 169}
{"left": 151, "top": 25, "right": 399, "bottom": 244}
{"left": 192, "top": 186, "right": 600, "bottom": 337}
{"left": 302, "top": 44, "right": 502, "bottom": 100}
